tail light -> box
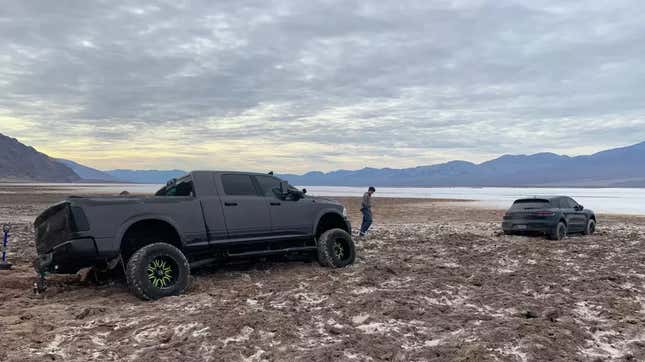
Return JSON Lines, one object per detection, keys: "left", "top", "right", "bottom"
{"left": 533, "top": 211, "right": 555, "bottom": 217}
{"left": 70, "top": 206, "right": 90, "bottom": 231}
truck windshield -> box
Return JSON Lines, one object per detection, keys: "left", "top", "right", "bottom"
{"left": 156, "top": 180, "right": 194, "bottom": 197}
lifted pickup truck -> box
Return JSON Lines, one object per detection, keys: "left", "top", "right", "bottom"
{"left": 34, "top": 171, "right": 354, "bottom": 300}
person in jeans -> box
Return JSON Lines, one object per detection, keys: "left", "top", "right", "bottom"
{"left": 359, "top": 186, "right": 376, "bottom": 237}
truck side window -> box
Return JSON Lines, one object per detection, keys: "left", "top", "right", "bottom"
{"left": 222, "top": 174, "right": 258, "bottom": 196}
{"left": 255, "top": 175, "right": 281, "bottom": 197}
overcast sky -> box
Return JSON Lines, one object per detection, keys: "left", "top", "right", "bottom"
{"left": 1, "top": 1, "right": 645, "bottom": 173}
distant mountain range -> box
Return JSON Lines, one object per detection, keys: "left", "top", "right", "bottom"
{"left": 101, "top": 169, "right": 187, "bottom": 184}
{"left": 56, "top": 159, "right": 186, "bottom": 184}
{"left": 1, "top": 132, "right": 644, "bottom": 186}
{"left": 278, "top": 141, "right": 645, "bottom": 187}
{"left": 56, "top": 159, "right": 121, "bottom": 182}
{"left": 0, "top": 133, "right": 80, "bottom": 182}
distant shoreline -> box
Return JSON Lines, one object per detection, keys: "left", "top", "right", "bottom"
{"left": 1, "top": 181, "right": 645, "bottom": 189}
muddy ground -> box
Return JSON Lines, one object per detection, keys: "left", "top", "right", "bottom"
{"left": 1, "top": 187, "right": 644, "bottom": 361}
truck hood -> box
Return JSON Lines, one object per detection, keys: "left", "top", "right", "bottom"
{"left": 308, "top": 195, "right": 343, "bottom": 206}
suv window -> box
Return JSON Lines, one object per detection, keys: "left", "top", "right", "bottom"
{"left": 556, "top": 198, "right": 575, "bottom": 209}
{"left": 565, "top": 198, "right": 578, "bottom": 209}
{"left": 555, "top": 198, "right": 566, "bottom": 208}
{"left": 255, "top": 175, "right": 281, "bottom": 197}
{"left": 222, "top": 174, "right": 258, "bottom": 196}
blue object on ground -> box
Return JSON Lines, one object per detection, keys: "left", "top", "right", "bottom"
{"left": 0, "top": 224, "right": 12, "bottom": 270}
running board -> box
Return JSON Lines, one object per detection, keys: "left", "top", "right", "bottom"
{"left": 189, "top": 246, "right": 317, "bottom": 269}
{"left": 227, "top": 246, "right": 317, "bottom": 258}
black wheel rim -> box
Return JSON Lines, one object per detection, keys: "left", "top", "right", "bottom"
{"left": 334, "top": 238, "right": 350, "bottom": 261}
{"left": 590, "top": 222, "right": 595, "bottom": 233}
{"left": 147, "top": 256, "right": 179, "bottom": 289}
{"left": 559, "top": 225, "right": 566, "bottom": 239}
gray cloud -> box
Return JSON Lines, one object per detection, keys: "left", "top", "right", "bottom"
{"left": 1, "top": 0, "right": 645, "bottom": 172}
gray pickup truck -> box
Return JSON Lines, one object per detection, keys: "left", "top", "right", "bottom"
{"left": 34, "top": 171, "right": 354, "bottom": 300}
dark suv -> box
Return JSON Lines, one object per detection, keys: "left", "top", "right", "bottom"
{"left": 34, "top": 171, "right": 354, "bottom": 300}
{"left": 502, "top": 196, "right": 596, "bottom": 240}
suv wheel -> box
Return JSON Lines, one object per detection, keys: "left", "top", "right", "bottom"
{"left": 317, "top": 229, "right": 356, "bottom": 268}
{"left": 583, "top": 219, "right": 596, "bottom": 235}
{"left": 550, "top": 222, "right": 567, "bottom": 241}
{"left": 126, "top": 242, "right": 190, "bottom": 300}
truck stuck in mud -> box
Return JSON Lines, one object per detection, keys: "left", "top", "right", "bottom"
{"left": 33, "top": 171, "right": 355, "bottom": 300}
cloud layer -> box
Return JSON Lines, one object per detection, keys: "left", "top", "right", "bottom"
{"left": 2, "top": 1, "right": 645, "bottom": 172}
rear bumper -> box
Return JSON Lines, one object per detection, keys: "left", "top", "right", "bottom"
{"left": 34, "top": 237, "right": 101, "bottom": 274}
{"left": 502, "top": 221, "right": 554, "bottom": 234}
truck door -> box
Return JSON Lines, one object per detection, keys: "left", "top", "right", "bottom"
{"left": 218, "top": 174, "right": 272, "bottom": 239}
{"left": 254, "top": 175, "right": 314, "bottom": 237}
{"left": 191, "top": 171, "right": 228, "bottom": 243}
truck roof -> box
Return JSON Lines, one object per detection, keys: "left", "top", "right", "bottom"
{"left": 190, "top": 170, "right": 275, "bottom": 176}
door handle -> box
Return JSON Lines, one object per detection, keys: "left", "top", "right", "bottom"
{"left": 224, "top": 202, "right": 238, "bottom": 206}
{"left": 270, "top": 202, "right": 281, "bottom": 206}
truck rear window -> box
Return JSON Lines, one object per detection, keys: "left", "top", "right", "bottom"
{"left": 156, "top": 180, "right": 194, "bottom": 196}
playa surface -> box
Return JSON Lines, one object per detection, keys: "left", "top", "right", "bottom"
{"left": 1, "top": 186, "right": 645, "bottom": 361}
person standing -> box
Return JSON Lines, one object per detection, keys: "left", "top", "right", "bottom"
{"left": 359, "top": 186, "right": 376, "bottom": 237}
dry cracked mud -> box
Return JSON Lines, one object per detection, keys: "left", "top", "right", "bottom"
{"left": 1, "top": 188, "right": 644, "bottom": 361}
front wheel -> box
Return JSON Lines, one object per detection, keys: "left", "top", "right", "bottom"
{"left": 317, "top": 229, "right": 356, "bottom": 268}
{"left": 126, "top": 243, "right": 191, "bottom": 300}
{"left": 583, "top": 219, "right": 596, "bottom": 235}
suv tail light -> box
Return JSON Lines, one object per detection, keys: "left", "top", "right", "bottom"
{"left": 533, "top": 211, "right": 555, "bottom": 217}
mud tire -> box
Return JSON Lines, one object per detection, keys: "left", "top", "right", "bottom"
{"left": 317, "top": 228, "right": 356, "bottom": 268}
{"left": 126, "top": 243, "right": 190, "bottom": 300}
{"left": 583, "top": 219, "right": 596, "bottom": 235}
{"left": 550, "top": 222, "right": 567, "bottom": 241}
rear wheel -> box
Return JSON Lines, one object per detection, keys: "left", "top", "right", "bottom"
{"left": 126, "top": 243, "right": 190, "bottom": 300}
{"left": 583, "top": 219, "right": 596, "bottom": 235}
{"left": 317, "top": 229, "right": 356, "bottom": 268}
{"left": 550, "top": 222, "right": 567, "bottom": 240}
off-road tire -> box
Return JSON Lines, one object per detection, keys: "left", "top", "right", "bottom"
{"left": 126, "top": 243, "right": 190, "bottom": 300}
{"left": 583, "top": 219, "right": 596, "bottom": 235}
{"left": 317, "top": 228, "right": 356, "bottom": 268}
{"left": 550, "top": 222, "right": 567, "bottom": 241}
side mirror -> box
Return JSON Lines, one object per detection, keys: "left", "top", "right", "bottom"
{"left": 575, "top": 205, "right": 584, "bottom": 211}
{"left": 279, "top": 181, "right": 289, "bottom": 196}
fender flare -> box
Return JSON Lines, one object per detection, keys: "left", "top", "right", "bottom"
{"left": 312, "top": 208, "right": 350, "bottom": 237}
{"left": 116, "top": 214, "right": 185, "bottom": 250}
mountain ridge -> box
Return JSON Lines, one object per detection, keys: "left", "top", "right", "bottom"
{"left": 1, "top": 132, "right": 644, "bottom": 186}
{"left": 0, "top": 133, "right": 80, "bottom": 182}
{"left": 278, "top": 141, "right": 645, "bottom": 187}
